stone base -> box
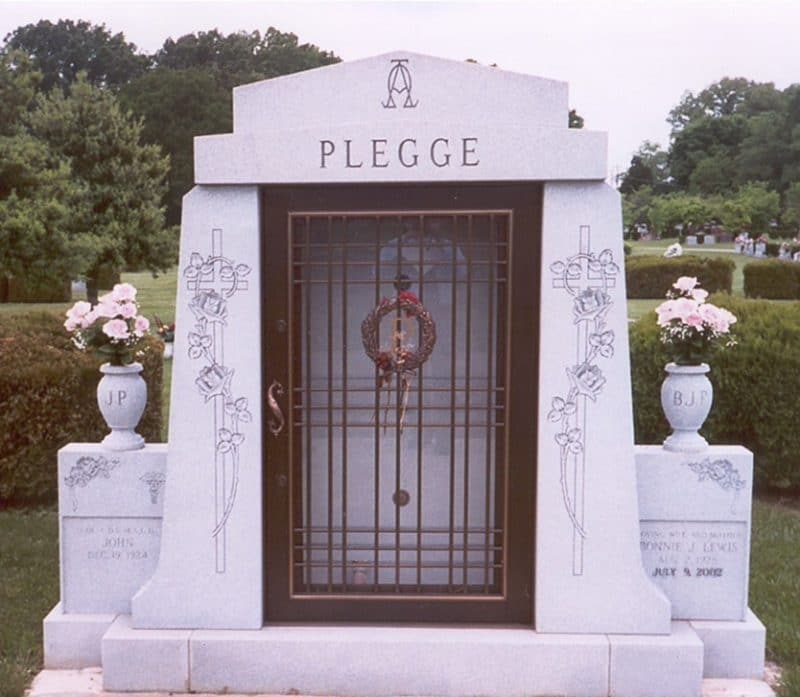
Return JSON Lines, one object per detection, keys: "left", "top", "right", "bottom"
{"left": 691, "top": 610, "right": 767, "bottom": 679}
{"left": 99, "top": 616, "right": 713, "bottom": 697}
{"left": 25, "top": 670, "right": 777, "bottom": 697}
{"left": 43, "top": 603, "right": 116, "bottom": 669}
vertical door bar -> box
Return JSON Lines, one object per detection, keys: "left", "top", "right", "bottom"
{"left": 394, "top": 216, "right": 402, "bottom": 590}
{"left": 304, "top": 215, "right": 313, "bottom": 592}
{"left": 416, "top": 214, "right": 424, "bottom": 591}
{"left": 341, "top": 217, "right": 349, "bottom": 592}
{"left": 463, "top": 215, "right": 473, "bottom": 591}
{"left": 484, "top": 214, "right": 496, "bottom": 592}
{"left": 448, "top": 214, "right": 457, "bottom": 591}
{"left": 372, "top": 217, "right": 381, "bottom": 591}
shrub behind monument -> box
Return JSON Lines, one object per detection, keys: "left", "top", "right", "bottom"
{"left": 0, "top": 314, "right": 163, "bottom": 505}
{"left": 743, "top": 259, "right": 800, "bottom": 299}
{"left": 631, "top": 295, "right": 800, "bottom": 489}
{"left": 626, "top": 256, "right": 734, "bottom": 298}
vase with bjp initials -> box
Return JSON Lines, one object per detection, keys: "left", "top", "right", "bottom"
{"left": 660, "top": 362, "right": 713, "bottom": 452}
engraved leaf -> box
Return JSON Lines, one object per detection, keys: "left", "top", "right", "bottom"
{"left": 567, "top": 263, "right": 582, "bottom": 278}
{"left": 219, "top": 264, "right": 235, "bottom": 280}
{"left": 549, "top": 261, "right": 566, "bottom": 275}
{"left": 235, "top": 264, "right": 252, "bottom": 277}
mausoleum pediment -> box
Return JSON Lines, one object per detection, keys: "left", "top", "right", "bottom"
{"left": 231, "top": 51, "right": 569, "bottom": 133}
{"left": 195, "top": 50, "right": 607, "bottom": 184}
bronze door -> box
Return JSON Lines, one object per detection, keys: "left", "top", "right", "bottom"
{"left": 264, "top": 184, "right": 540, "bottom": 623}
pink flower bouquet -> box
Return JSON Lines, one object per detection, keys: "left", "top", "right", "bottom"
{"left": 64, "top": 283, "right": 151, "bottom": 366}
{"left": 655, "top": 276, "right": 736, "bottom": 365}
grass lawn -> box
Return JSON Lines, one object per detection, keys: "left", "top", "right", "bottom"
{"left": 0, "top": 509, "right": 59, "bottom": 697}
{"left": 1, "top": 501, "right": 797, "bottom": 696}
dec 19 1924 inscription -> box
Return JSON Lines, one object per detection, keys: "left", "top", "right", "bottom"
{"left": 62, "top": 517, "right": 162, "bottom": 614}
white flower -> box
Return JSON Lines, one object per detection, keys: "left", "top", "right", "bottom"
{"left": 673, "top": 276, "right": 698, "bottom": 293}
{"left": 102, "top": 318, "right": 130, "bottom": 341}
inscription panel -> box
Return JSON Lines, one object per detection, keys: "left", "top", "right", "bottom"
{"left": 62, "top": 517, "right": 162, "bottom": 614}
{"left": 639, "top": 520, "right": 747, "bottom": 620}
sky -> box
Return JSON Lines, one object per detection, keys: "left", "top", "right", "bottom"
{"left": 2, "top": 0, "right": 800, "bottom": 181}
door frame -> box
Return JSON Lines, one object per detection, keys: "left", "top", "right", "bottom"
{"left": 263, "top": 182, "right": 541, "bottom": 624}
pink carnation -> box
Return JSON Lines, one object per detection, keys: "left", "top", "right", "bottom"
{"left": 655, "top": 300, "right": 677, "bottom": 327}
{"left": 102, "top": 318, "right": 130, "bottom": 341}
{"left": 118, "top": 302, "right": 137, "bottom": 319}
{"left": 672, "top": 296, "right": 698, "bottom": 321}
{"left": 691, "top": 287, "right": 709, "bottom": 302}
{"left": 134, "top": 315, "right": 150, "bottom": 335}
{"left": 112, "top": 283, "right": 137, "bottom": 302}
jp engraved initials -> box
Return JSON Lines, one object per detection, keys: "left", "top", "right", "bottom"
{"left": 672, "top": 389, "right": 710, "bottom": 408}
{"left": 105, "top": 389, "right": 128, "bottom": 406}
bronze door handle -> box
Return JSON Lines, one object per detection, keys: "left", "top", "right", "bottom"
{"left": 267, "top": 379, "right": 285, "bottom": 437}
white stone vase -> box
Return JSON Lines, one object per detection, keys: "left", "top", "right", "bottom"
{"left": 97, "top": 362, "right": 147, "bottom": 451}
{"left": 660, "top": 362, "right": 713, "bottom": 452}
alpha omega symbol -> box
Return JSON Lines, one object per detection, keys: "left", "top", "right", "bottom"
{"left": 382, "top": 59, "right": 418, "bottom": 109}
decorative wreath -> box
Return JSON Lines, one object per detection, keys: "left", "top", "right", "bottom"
{"left": 361, "top": 291, "right": 436, "bottom": 432}
{"left": 361, "top": 291, "right": 436, "bottom": 383}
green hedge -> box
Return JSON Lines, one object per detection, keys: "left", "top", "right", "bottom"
{"left": 0, "top": 314, "right": 163, "bottom": 505}
{"left": 631, "top": 295, "right": 800, "bottom": 489}
{"left": 743, "top": 259, "right": 800, "bottom": 299}
{"left": 626, "top": 255, "right": 734, "bottom": 298}
{"left": 0, "top": 276, "right": 71, "bottom": 303}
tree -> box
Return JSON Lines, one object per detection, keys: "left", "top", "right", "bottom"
{"left": 735, "top": 112, "right": 787, "bottom": 189}
{"left": 120, "top": 68, "right": 231, "bottom": 225}
{"left": 687, "top": 153, "right": 737, "bottom": 195}
{"left": 619, "top": 141, "right": 671, "bottom": 194}
{"left": 782, "top": 182, "right": 800, "bottom": 232}
{"left": 153, "top": 27, "right": 339, "bottom": 91}
{"left": 621, "top": 185, "right": 655, "bottom": 231}
{"left": 0, "top": 51, "right": 40, "bottom": 136}
{"left": 718, "top": 183, "right": 780, "bottom": 234}
{"left": 26, "top": 75, "right": 174, "bottom": 300}
{"left": 3, "top": 19, "right": 149, "bottom": 92}
{"left": 667, "top": 77, "right": 757, "bottom": 132}
{"left": 120, "top": 27, "right": 340, "bottom": 223}
{"left": 669, "top": 115, "right": 748, "bottom": 190}
{"left": 647, "top": 193, "right": 716, "bottom": 238}
{"left": 0, "top": 133, "right": 92, "bottom": 289}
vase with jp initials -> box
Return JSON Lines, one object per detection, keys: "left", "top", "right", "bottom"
{"left": 97, "top": 362, "right": 147, "bottom": 451}
{"left": 660, "top": 362, "right": 713, "bottom": 452}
